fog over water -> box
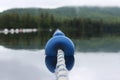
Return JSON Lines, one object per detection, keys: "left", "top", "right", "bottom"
{"left": 0, "top": 45, "right": 120, "bottom": 80}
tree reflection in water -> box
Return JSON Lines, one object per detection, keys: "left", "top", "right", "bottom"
{"left": 0, "top": 31, "right": 53, "bottom": 49}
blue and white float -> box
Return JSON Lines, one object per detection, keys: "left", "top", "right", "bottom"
{"left": 45, "top": 29, "right": 75, "bottom": 73}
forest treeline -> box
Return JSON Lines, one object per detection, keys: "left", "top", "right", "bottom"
{"left": 2, "top": 7, "right": 120, "bottom": 22}
{"left": 0, "top": 7, "right": 120, "bottom": 39}
{"left": 0, "top": 7, "right": 120, "bottom": 51}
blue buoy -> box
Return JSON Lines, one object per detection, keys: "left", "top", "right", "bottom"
{"left": 45, "top": 29, "right": 75, "bottom": 73}
{"left": 45, "top": 29, "right": 75, "bottom": 56}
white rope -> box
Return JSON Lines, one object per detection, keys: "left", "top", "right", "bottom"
{"left": 55, "top": 50, "right": 68, "bottom": 80}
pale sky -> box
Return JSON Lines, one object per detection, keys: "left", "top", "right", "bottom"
{"left": 0, "top": 0, "right": 120, "bottom": 12}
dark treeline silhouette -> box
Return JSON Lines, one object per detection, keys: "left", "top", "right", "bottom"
{"left": 0, "top": 10, "right": 120, "bottom": 51}
{"left": 0, "top": 7, "right": 120, "bottom": 51}
{"left": 0, "top": 12, "right": 120, "bottom": 39}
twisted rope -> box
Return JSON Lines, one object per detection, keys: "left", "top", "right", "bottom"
{"left": 55, "top": 50, "right": 68, "bottom": 80}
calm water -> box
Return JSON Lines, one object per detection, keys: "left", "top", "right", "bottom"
{"left": 0, "top": 46, "right": 120, "bottom": 80}
{"left": 0, "top": 31, "right": 53, "bottom": 49}
{"left": 0, "top": 32, "right": 120, "bottom": 80}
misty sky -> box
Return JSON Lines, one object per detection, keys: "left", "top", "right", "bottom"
{"left": 0, "top": 0, "right": 120, "bottom": 12}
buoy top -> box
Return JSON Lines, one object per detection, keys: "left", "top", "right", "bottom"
{"left": 53, "top": 29, "right": 65, "bottom": 36}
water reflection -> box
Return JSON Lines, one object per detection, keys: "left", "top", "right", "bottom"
{"left": 0, "top": 46, "right": 54, "bottom": 80}
{"left": 0, "top": 46, "right": 120, "bottom": 80}
{"left": 0, "top": 30, "right": 53, "bottom": 49}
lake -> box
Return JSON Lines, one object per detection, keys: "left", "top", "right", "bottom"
{"left": 0, "top": 45, "right": 120, "bottom": 80}
{"left": 0, "top": 32, "right": 120, "bottom": 80}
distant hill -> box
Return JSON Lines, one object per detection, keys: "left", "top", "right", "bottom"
{"left": 1, "top": 6, "right": 120, "bottom": 22}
